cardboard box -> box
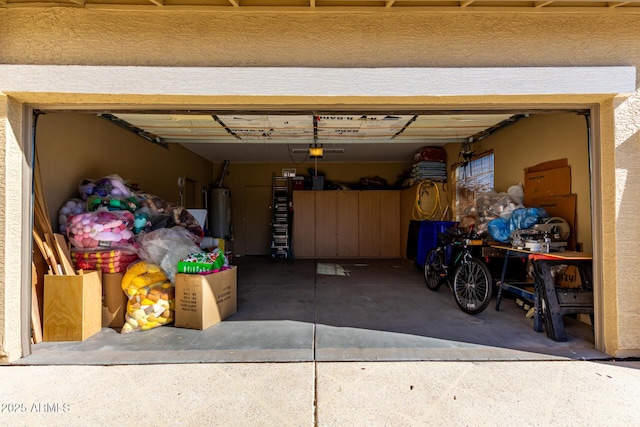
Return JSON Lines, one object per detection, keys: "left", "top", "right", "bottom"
{"left": 174, "top": 266, "right": 237, "bottom": 330}
{"left": 524, "top": 158, "right": 568, "bottom": 174}
{"left": 43, "top": 270, "right": 102, "bottom": 341}
{"left": 102, "top": 272, "right": 127, "bottom": 328}
{"left": 555, "top": 265, "right": 582, "bottom": 288}
{"left": 524, "top": 166, "right": 571, "bottom": 206}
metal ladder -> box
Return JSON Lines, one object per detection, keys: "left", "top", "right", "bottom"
{"left": 270, "top": 175, "right": 292, "bottom": 259}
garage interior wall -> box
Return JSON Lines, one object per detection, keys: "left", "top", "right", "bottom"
{"left": 1, "top": 8, "right": 639, "bottom": 358}
{"left": 473, "top": 112, "right": 592, "bottom": 254}
{"left": 218, "top": 162, "right": 411, "bottom": 256}
{"left": 36, "top": 113, "right": 214, "bottom": 231}
{"left": 37, "top": 111, "right": 591, "bottom": 258}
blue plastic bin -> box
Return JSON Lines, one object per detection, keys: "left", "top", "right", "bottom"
{"left": 415, "top": 220, "right": 458, "bottom": 267}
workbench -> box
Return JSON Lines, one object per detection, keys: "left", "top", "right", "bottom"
{"left": 492, "top": 245, "right": 593, "bottom": 342}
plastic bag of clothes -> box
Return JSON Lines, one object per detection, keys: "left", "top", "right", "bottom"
{"left": 66, "top": 210, "right": 136, "bottom": 250}
{"left": 120, "top": 261, "right": 174, "bottom": 333}
{"left": 58, "top": 198, "right": 86, "bottom": 234}
{"left": 71, "top": 248, "right": 139, "bottom": 273}
{"left": 78, "top": 174, "right": 132, "bottom": 200}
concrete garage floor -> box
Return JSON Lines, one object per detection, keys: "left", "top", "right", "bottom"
{"left": 18, "top": 257, "right": 606, "bottom": 365}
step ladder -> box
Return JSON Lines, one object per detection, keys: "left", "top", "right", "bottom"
{"left": 270, "top": 175, "right": 293, "bottom": 259}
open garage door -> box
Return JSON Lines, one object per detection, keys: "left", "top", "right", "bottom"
{"left": 23, "top": 105, "right": 602, "bottom": 364}
{"left": 2, "top": 64, "right": 633, "bottom": 363}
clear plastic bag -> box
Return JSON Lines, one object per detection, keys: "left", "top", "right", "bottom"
{"left": 58, "top": 198, "right": 86, "bottom": 234}
{"left": 78, "top": 174, "right": 132, "bottom": 200}
{"left": 66, "top": 210, "right": 136, "bottom": 250}
{"left": 71, "top": 248, "right": 139, "bottom": 273}
{"left": 120, "top": 261, "right": 174, "bottom": 333}
{"left": 507, "top": 183, "right": 525, "bottom": 206}
{"left": 136, "top": 226, "right": 203, "bottom": 283}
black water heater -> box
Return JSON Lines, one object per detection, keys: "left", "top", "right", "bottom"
{"left": 209, "top": 187, "right": 231, "bottom": 239}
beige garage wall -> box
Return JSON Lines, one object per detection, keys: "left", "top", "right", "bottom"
{"left": 221, "top": 162, "right": 412, "bottom": 256}
{"left": 36, "top": 113, "right": 213, "bottom": 231}
{"left": 477, "top": 113, "right": 592, "bottom": 253}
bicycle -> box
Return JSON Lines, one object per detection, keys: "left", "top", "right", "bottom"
{"left": 423, "top": 226, "right": 493, "bottom": 315}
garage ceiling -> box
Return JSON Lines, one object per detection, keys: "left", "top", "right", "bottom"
{"left": 2, "top": 0, "right": 640, "bottom": 11}
{"left": 104, "top": 112, "right": 519, "bottom": 163}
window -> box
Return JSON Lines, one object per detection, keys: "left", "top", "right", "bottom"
{"left": 453, "top": 151, "right": 494, "bottom": 221}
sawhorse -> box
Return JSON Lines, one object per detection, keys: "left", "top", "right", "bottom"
{"left": 493, "top": 246, "right": 593, "bottom": 341}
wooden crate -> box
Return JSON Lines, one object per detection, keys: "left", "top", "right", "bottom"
{"left": 43, "top": 270, "right": 102, "bottom": 341}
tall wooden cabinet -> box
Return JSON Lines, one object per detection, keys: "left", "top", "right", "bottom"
{"left": 291, "top": 191, "right": 315, "bottom": 258}
{"left": 336, "top": 192, "right": 359, "bottom": 257}
{"left": 292, "top": 190, "right": 400, "bottom": 258}
{"left": 380, "top": 191, "right": 401, "bottom": 257}
{"left": 358, "top": 191, "right": 381, "bottom": 257}
{"left": 315, "top": 191, "right": 337, "bottom": 257}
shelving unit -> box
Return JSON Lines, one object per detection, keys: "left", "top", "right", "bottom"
{"left": 270, "top": 175, "right": 292, "bottom": 259}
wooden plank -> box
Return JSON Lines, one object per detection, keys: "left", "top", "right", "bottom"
{"left": 491, "top": 245, "right": 592, "bottom": 260}
{"left": 44, "top": 233, "right": 62, "bottom": 275}
{"left": 31, "top": 263, "right": 43, "bottom": 344}
{"left": 32, "top": 230, "right": 54, "bottom": 275}
{"left": 53, "top": 233, "right": 76, "bottom": 275}
{"left": 33, "top": 150, "right": 54, "bottom": 238}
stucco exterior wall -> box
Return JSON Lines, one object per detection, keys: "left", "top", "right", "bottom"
{"left": 614, "top": 94, "right": 640, "bottom": 355}
{"left": 1, "top": 11, "right": 640, "bottom": 70}
{"left": 0, "top": 10, "right": 639, "bottom": 359}
{"left": 0, "top": 95, "right": 27, "bottom": 363}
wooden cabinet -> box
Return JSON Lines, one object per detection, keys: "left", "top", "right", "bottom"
{"left": 380, "top": 191, "right": 401, "bottom": 257}
{"left": 358, "top": 190, "right": 401, "bottom": 257}
{"left": 315, "top": 191, "right": 338, "bottom": 257}
{"left": 337, "top": 191, "right": 359, "bottom": 257}
{"left": 314, "top": 191, "right": 358, "bottom": 257}
{"left": 293, "top": 190, "right": 400, "bottom": 258}
{"left": 292, "top": 191, "right": 315, "bottom": 258}
{"left": 358, "top": 191, "right": 381, "bottom": 257}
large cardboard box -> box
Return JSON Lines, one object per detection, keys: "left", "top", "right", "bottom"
{"left": 102, "top": 272, "right": 127, "bottom": 328}
{"left": 43, "top": 270, "right": 102, "bottom": 341}
{"left": 174, "top": 266, "right": 237, "bottom": 330}
{"left": 524, "top": 165, "right": 571, "bottom": 206}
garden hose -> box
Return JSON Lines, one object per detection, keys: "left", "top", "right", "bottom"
{"left": 412, "top": 179, "right": 442, "bottom": 221}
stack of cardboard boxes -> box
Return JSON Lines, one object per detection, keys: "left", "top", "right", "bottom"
{"left": 43, "top": 266, "right": 237, "bottom": 341}
{"left": 524, "top": 158, "right": 577, "bottom": 251}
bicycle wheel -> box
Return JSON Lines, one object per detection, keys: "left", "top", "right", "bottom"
{"left": 452, "top": 257, "right": 492, "bottom": 314}
{"left": 424, "top": 248, "right": 445, "bottom": 291}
